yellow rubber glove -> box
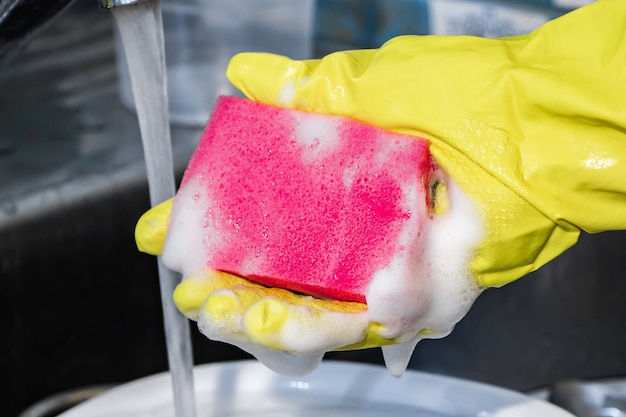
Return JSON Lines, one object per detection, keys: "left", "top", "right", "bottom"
{"left": 136, "top": 0, "right": 626, "bottom": 366}
{"left": 226, "top": 0, "right": 626, "bottom": 288}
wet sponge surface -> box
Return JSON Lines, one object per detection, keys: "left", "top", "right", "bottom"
{"left": 172, "top": 96, "right": 435, "bottom": 303}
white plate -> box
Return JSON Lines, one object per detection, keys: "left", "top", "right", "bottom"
{"left": 59, "top": 360, "right": 574, "bottom": 417}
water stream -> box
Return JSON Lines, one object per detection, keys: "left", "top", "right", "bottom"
{"left": 111, "top": 2, "right": 196, "bottom": 417}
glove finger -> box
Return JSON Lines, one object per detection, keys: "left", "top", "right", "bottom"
{"left": 241, "top": 295, "right": 371, "bottom": 354}
{"left": 135, "top": 198, "right": 173, "bottom": 255}
{"left": 197, "top": 287, "right": 256, "bottom": 344}
{"left": 173, "top": 270, "right": 263, "bottom": 319}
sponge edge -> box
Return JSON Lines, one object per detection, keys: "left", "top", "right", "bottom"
{"left": 162, "top": 96, "right": 436, "bottom": 303}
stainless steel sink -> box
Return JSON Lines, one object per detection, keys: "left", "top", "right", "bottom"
{"left": 2, "top": 2, "right": 625, "bottom": 417}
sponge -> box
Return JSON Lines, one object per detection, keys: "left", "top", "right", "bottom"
{"left": 161, "top": 96, "right": 437, "bottom": 303}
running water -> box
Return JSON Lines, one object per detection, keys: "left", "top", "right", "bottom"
{"left": 111, "top": 2, "right": 196, "bottom": 417}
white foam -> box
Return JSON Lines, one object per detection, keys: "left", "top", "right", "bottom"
{"left": 366, "top": 172, "right": 484, "bottom": 354}
{"left": 162, "top": 178, "right": 219, "bottom": 276}
{"left": 293, "top": 114, "right": 341, "bottom": 162}
{"left": 342, "top": 164, "right": 358, "bottom": 188}
{"left": 248, "top": 347, "right": 324, "bottom": 377}
{"left": 278, "top": 80, "right": 296, "bottom": 106}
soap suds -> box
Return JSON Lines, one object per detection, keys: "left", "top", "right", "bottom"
{"left": 294, "top": 114, "right": 341, "bottom": 162}
{"left": 368, "top": 173, "right": 483, "bottom": 374}
{"left": 162, "top": 183, "right": 221, "bottom": 275}
{"left": 278, "top": 80, "right": 296, "bottom": 106}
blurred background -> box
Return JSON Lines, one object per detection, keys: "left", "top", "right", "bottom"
{"left": 2, "top": 0, "right": 625, "bottom": 416}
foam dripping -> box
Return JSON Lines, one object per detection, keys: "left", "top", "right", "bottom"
{"left": 382, "top": 340, "right": 420, "bottom": 377}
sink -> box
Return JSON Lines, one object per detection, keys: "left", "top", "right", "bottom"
{"left": 3, "top": 2, "right": 625, "bottom": 417}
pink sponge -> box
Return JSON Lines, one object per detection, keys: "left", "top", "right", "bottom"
{"left": 164, "top": 96, "right": 436, "bottom": 303}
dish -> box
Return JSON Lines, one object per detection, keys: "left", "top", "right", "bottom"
{"left": 59, "top": 360, "right": 574, "bottom": 417}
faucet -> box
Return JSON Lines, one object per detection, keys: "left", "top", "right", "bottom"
{"left": 0, "top": 0, "right": 152, "bottom": 67}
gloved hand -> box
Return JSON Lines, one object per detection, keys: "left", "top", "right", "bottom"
{"left": 136, "top": 0, "right": 626, "bottom": 371}
{"left": 225, "top": 0, "right": 626, "bottom": 287}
